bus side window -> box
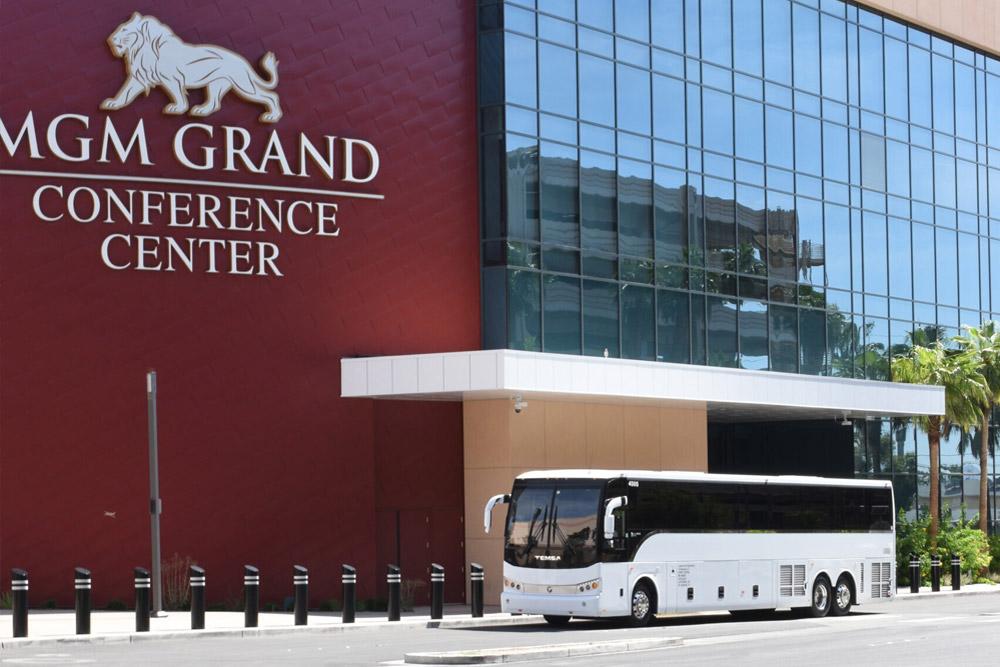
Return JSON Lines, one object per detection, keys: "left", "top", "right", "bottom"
{"left": 743, "top": 485, "right": 770, "bottom": 531}
{"left": 868, "top": 488, "right": 894, "bottom": 531}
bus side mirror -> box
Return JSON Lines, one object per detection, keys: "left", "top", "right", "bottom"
{"left": 604, "top": 496, "right": 628, "bottom": 539}
{"left": 483, "top": 493, "right": 510, "bottom": 533}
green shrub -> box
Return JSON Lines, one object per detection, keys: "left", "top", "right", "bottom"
{"left": 357, "top": 596, "right": 387, "bottom": 612}
{"left": 938, "top": 507, "right": 992, "bottom": 580}
{"left": 989, "top": 535, "right": 1000, "bottom": 575}
{"left": 896, "top": 506, "right": 994, "bottom": 584}
{"left": 0, "top": 591, "right": 12, "bottom": 610}
{"left": 261, "top": 601, "right": 281, "bottom": 612}
{"left": 41, "top": 599, "right": 58, "bottom": 610}
{"left": 223, "top": 590, "right": 245, "bottom": 612}
{"left": 895, "top": 509, "right": 932, "bottom": 585}
{"left": 207, "top": 602, "right": 227, "bottom": 612}
{"left": 105, "top": 599, "right": 128, "bottom": 611}
{"left": 319, "top": 598, "right": 343, "bottom": 612}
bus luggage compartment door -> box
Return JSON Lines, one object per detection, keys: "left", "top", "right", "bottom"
{"left": 670, "top": 561, "right": 701, "bottom": 612}
{"left": 738, "top": 560, "right": 773, "bottom": 608}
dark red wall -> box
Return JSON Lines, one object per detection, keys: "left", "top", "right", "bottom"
{"left": 0, "top": 0, "right": 479, "bottom": 607}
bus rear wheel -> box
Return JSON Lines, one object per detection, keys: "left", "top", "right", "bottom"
{"left": 627, "top": 580, "right": 655, "bottom": 627}
{"left": 830, "top": 576, "right": 853, "bottom": 616}
{"left": 543, "top": 615, "right": 571, "bottom": 627}
{"left": 808, "top": 575, "right": 832, "bottom": 618}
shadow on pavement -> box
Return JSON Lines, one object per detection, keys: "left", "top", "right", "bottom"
{"left": 447, "top": 608, "right": 883, "bottom": 633}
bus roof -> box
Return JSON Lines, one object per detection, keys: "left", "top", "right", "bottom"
{"left": 514, "top": 469, "right": 891, "bottom": 489}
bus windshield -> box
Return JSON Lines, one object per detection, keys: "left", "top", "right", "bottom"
{"left": 504, "top": 482, "right": 602, "bottom": 569}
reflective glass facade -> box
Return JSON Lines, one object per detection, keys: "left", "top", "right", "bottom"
{"left": 477, "top": 0, "right": 1000, "bottom": 526}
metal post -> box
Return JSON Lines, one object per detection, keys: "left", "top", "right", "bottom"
{"left": 293, "top": 565, "right": 308, "bottom": 626}
{"left": 951, "top": 554, "right": 961, "bottom": 591}
{"left": 470, "top": 563, "right": 484, "bottom": 618}
{"left": 190, "top": 566, "right": 205, "bottom": 629}
{"left": 430, "top": 563, "right": 444, "bottom": 620}
{"left": 387, "top": 564, "right": 401, "bottom": 622}
{"left": 909, "top": 553, "right": 920, "bottom": 594}
{"left": 135, "top": 567, "right": 150, "bottom": 632}
{"left": 244, "top": 565, "right": 259, "bottom": 628}
{"left": 147, "top": 370, "right": 164, "bottom": 617}
{"left": 75, "top": 567, "right": 91, "bottom": 635}
{"left": 341, "top": 565, "right": 356, "bottom": 624}
{"left": 12, "top": 568, "right": 28, "bottom": 638}
{"left": 931, "top": 555, "right": 941, "bottom": 592}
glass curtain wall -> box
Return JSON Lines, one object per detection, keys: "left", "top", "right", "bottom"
{"left": 478, "top": 0, "right": 1000, "bottom": 524}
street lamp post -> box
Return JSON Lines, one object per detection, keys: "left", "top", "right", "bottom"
{"left": 147, "top": 370, "right": 165, "bottom": 617}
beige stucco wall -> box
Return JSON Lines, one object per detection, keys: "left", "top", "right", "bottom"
{"left": 859, "top": 0, "right": 999, "bottom": 56}
{"left": 463, "top": 399, "right": 708, "bottom": 605}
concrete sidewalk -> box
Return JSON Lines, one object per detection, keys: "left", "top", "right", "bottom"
{"left": 0, "top": 604, "right": 527, "bottom": 648}
{"left": 892, "top": 581, "right": 999, "bottom": 600}
{"left": 2, "top": 585, "right": 998, "bottom": 648}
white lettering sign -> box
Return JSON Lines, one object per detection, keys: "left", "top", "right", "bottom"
{"left": 0, "top": 13, "right": 384, "bottom": 279}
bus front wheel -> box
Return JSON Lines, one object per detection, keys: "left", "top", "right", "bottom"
{"left": 627, "top": 580, "right": 656, "bottom": 627}
{"left": 808, "top": 575, "right": 832, "bottom": 618}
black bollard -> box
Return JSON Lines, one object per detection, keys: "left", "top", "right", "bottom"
{"left": 909, "top": 553, "right": 920, "bottom": 593}
{"left": 244, "top": 565, "right": 259, "bottom": 628}
{"left": 470, "top": 563, "right": 484, "bottom": 618}
{"left": 190, "top": 566, "right": 205, "bottom": 629}
{"left": 951, "top": 554, "right": 961, "bottom": 591}
{"left": 293, "top": 565, "right": 308, "bottom": 626}
{"left": 430, "top": 563, "right": 444, "bottom": 620}
{"left": 134, "top": 567, "right": 151, "bottom": 632}
{"left": 75, "top": 567, "right": 91, "bottom": 635}
{"left": 387, "top": 565, "right": 401, "bottom": 622}
{"left": 12, "top": 568, "right": 28, "bottom": 638}
{"left": 931, "top": 555, "right": 941, "bottom": 592}
{"left": 341, "top": 565, "right": 356, "bottom": 624}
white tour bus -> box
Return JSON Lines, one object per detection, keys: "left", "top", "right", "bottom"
{"left": 484, "top": 470, "right": 895, "bottom": 626}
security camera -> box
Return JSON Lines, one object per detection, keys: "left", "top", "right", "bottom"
{"left": 513, "top": 395, "right": 527, "bottom": 414}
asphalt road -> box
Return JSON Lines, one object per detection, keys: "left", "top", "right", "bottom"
{"left": 2, "top": 594, "right": 999, "bottom": 666}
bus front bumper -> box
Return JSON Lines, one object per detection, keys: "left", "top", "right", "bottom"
{"left": 501, "top": 591, "right": 605, "bottom": 617}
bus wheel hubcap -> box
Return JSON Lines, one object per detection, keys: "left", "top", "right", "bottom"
{"left": 633, "top": 590, "right": 649, "bottom": 618}
{"left": 814, "top": 585, "right": 828, "bottom": 610}
{"left": 836, "top": 584, "right": 850, "bottom": 608}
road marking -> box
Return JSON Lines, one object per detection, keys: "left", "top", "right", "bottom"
{"left": 1, "top": 656, "right": 97, "bottom": 665}
{"left": 900, "top": 616, "right": 964, "bottom": 624}
{"left": 817, "top": 614, "right": 901, "bottom": 624}
{"left": 869, "top": 639, "right": 914, "bottom": 647}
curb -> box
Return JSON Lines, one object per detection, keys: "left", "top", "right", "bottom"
{"left": 0, "top": 614, "right": 547, "bottom": 649}
{"left": 403, "top": 636, "right": 683, "bottom": 664}
{"left": 893, "top": 586, "right": 1000, "bottom": 602}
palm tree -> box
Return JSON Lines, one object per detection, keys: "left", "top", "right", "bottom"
{"left": 891, "top": 341, "right": 988, "bottom": 549}
{"left": 953, "top": 321, "right": 1000, "bottom": 537}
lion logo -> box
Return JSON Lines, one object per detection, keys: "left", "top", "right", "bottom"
{"left": 100, "top": 13, "right": 282, "bottom": 123}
